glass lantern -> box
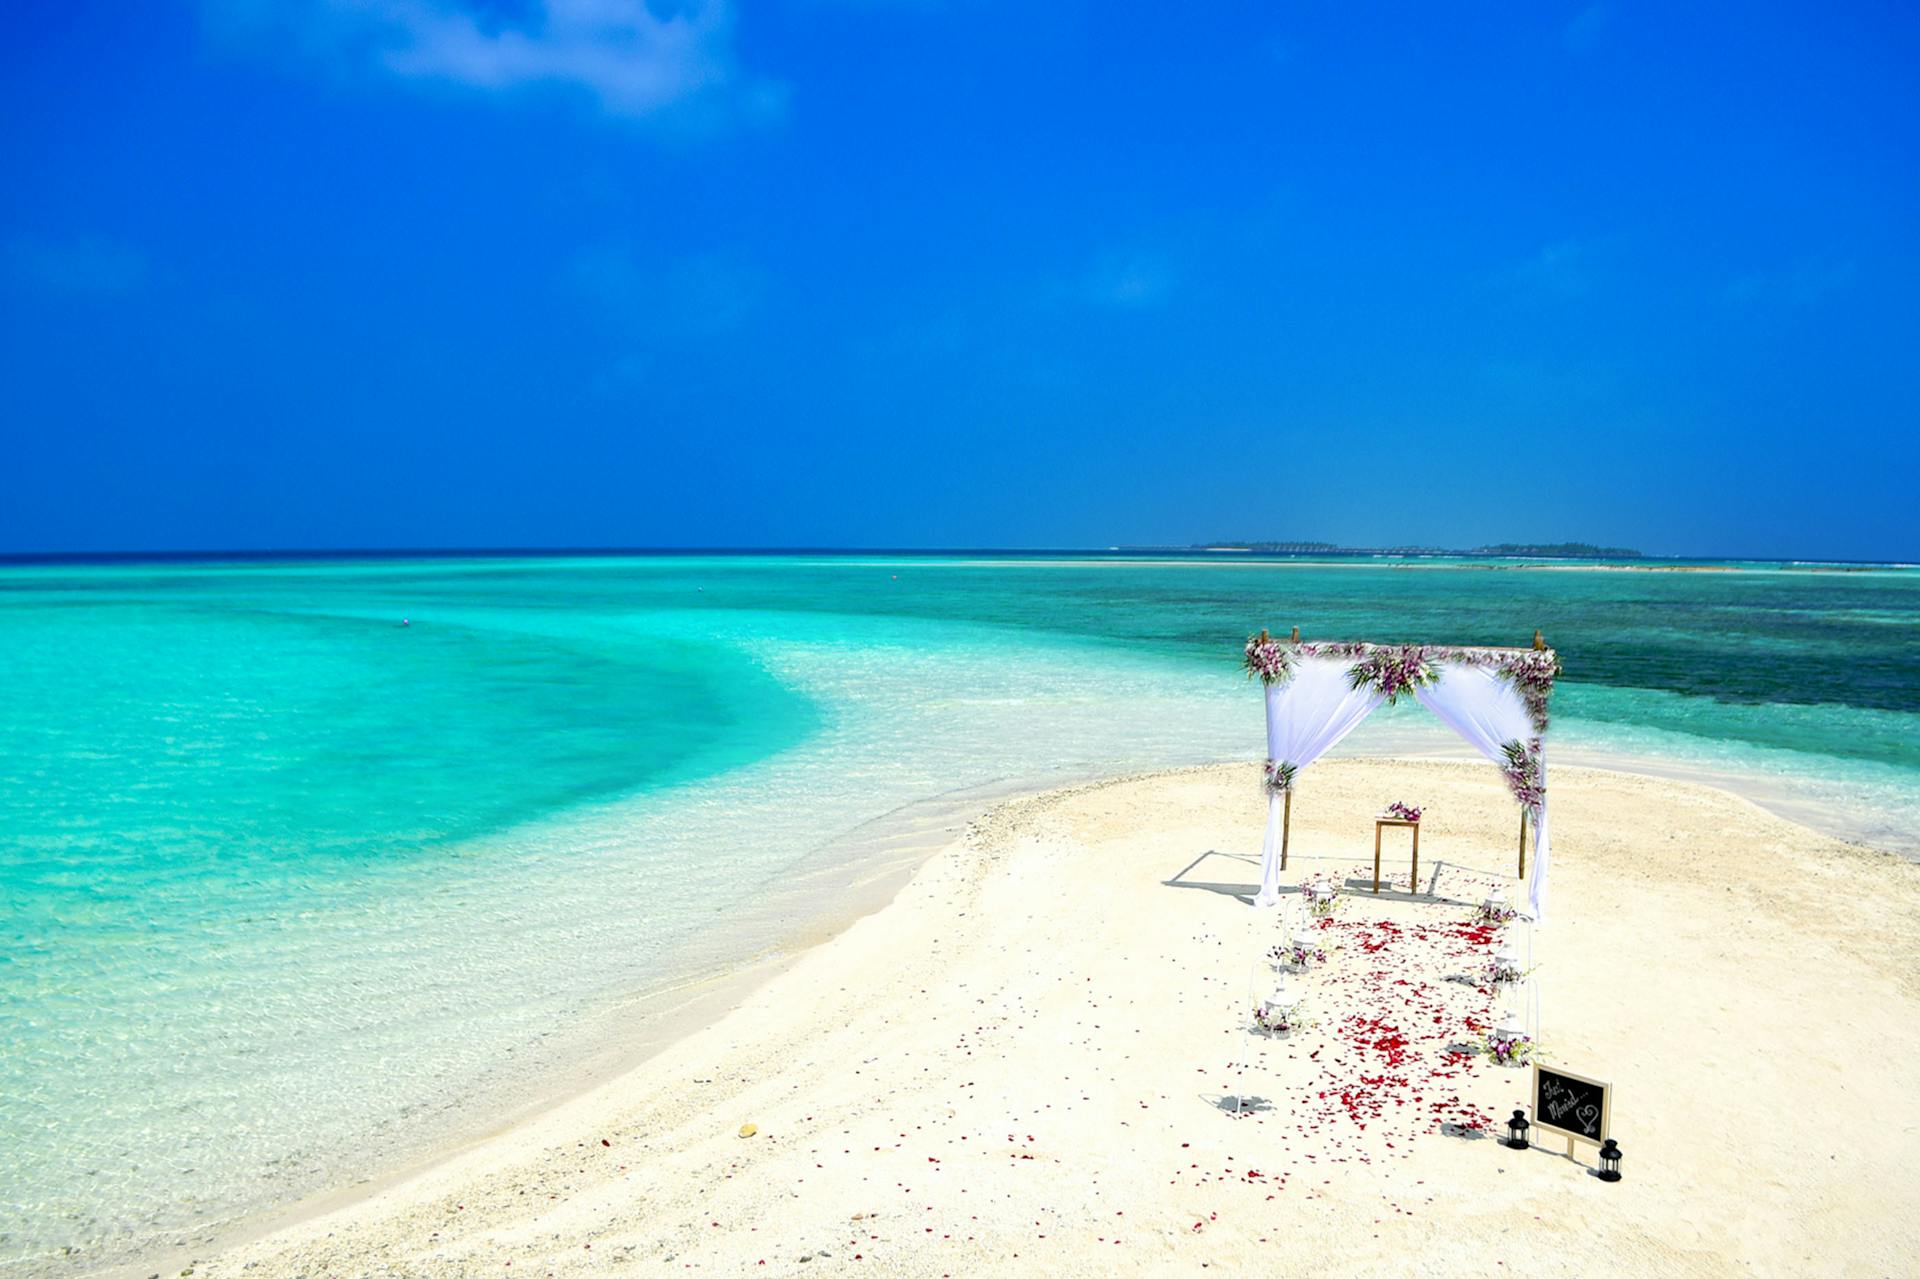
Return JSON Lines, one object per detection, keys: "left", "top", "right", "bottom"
{"left": 1505, "top": 1108, "right": 1531, "bottom": 1150}
{"left": 1597, "top": 1138, "right": 1623, "bottom": 1182}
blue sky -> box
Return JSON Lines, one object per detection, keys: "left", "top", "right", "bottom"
{"left": 3, "top": 2, "right": 1916, "bottom": 558}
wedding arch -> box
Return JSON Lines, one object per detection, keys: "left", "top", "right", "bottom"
{"left": 1244, "top": 628, "right": 1560, "bottom": 921}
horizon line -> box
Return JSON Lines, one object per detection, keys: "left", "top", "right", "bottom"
{"left": 1, "top": 544, "right": 1913, "bottom": 569}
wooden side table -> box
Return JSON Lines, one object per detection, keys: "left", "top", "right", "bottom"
{"left": 1373, "top": 817, "right": 1420, "bottom": 893}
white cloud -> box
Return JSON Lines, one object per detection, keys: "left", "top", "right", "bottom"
{"left": 199, "top": 0, "right": 775, "bottom": 122}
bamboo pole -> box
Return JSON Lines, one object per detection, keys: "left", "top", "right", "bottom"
{"left": 1281, "top": 789, "right": 1292, "bottom": 870}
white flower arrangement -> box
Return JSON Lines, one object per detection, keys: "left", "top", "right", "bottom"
{"left": 1471, "top": 895, "right": 1518, "bottom": 926}
{"left": 1299, "top": 877, "right": 1341, "bottom": 918}
{"left": 1487, "top": 954, "right": 1535, "bottom": 987}
{"left": 1482, "top": 1028, "right": 1535, "bottom": 1067}
{"left": 1268, "top": 936, "right": 1329, "bottom": 969}
{"left": 1252, "top": 996, "right": 1308, "bottom": 1036}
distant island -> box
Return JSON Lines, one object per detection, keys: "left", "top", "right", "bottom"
{"left": 1171, "top": 541, "right": 1645, "bottom": 559}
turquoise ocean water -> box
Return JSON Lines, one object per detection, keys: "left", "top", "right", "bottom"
{"left": 3, "top": 553, "right": 1917, "bottom": 1272}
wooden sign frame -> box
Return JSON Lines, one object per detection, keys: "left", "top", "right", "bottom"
{"left": 1530, "top": 1062, "right": 1611, "bottom": 1152}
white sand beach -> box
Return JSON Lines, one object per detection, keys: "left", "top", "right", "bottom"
{"left": 173, "top": 760, "right": 1920, "bottom": 1279}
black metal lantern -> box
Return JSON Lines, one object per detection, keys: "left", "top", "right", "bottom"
{"left": 1505, "top": 1108, "right": 1530, "bottom": 1150}
{"left": 1597, "top": 1138, "right": 1623, "bottom": 1182}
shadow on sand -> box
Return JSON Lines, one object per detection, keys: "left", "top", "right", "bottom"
{"left": 1163, "top": 848, "right": 1514, "bottom": 909}
{"left": 1206, "top": 1092, "right": 1274, "bottom": 1117}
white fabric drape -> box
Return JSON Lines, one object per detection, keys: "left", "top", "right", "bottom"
{"left": 1529, "top": 747, "right": 1550, "bottom": 923}
{"left": 1409, "top": 663, "right": 1551, "bottom": 922}
{"left": 1255, "top": 658, "right": 1385, "bottom": 906}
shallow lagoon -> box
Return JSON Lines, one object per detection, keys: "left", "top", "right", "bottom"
{"left": 2, "top": 553, "right": 1915, "bottom": 1270}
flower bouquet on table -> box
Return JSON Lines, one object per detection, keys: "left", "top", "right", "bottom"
{"left": 1299, "top": 876, "right": 1341, "bottom": 918}
{"left": 1382, "top": 801, "right": 1422, "bottom": 823}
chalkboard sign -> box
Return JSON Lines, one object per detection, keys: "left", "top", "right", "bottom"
{"left": 1532, "top": 1064, "right": 1611, "bottom": 1146}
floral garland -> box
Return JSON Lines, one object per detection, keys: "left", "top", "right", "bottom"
{"left": 1492, "top": 648, "right": 1561, "bottom": 736}
{"left": 1344, "top": 644, "right": 1439, "bottom": 704}
{"left": 1259, "top": 639, "right": 1561, "bottom": 735}
{"left": 1482, "top": 1028, "right": 1535, "bottom": 1067}
{"left": 1499, "top": 738, "right": 1546, "bottom": 814}
{"left": 1269, "top": 936, "right": 1328, "bottom": 969}
{"left": 1293, "top": 640, "right": 1370, "bottom": 660}
{"left": 1243, "top": 631, "right": 1292, "bottom": 686}
{"left": 1238, "top": 634, "right": 1561, "bottom": 813}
